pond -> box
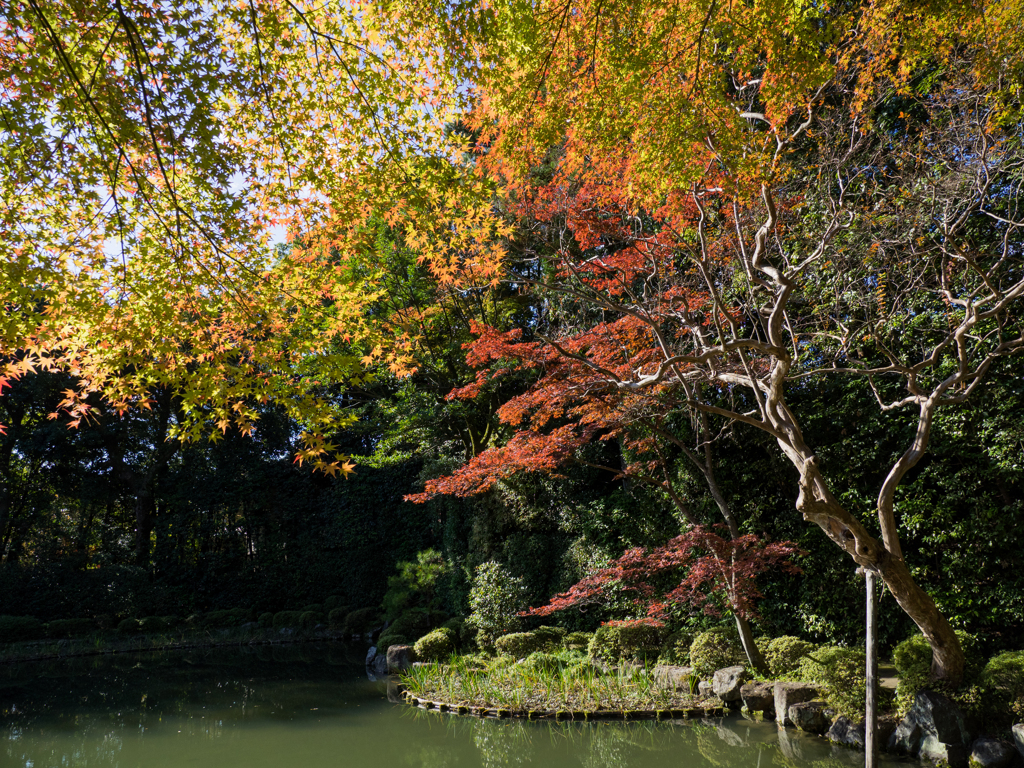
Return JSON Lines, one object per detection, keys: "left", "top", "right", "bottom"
{"left": 1, "top": 645, "right": 901, "bottom": 768}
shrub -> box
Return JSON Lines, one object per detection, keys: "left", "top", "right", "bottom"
{"left": 496, "top": 631, "right": 547, "bottom": 658}
{"left": 45, "top": 618, "right": 96, "bottom": 639}
{"left": 981, "top": 650, "right": 1024, "bottom": 719}
{"left": 138, "top": 616, "right": 169, "bottom": 633}
{"left": 0, "top": 615, "right": 44, "bottom": 643}
{"left": 564, "top": 631, "right": 593, "bottom": 650}
{"left": 387, "top": 608, "right": 434, "bottom": 641}
{"left": 327, "top": 608, "right": 347, "bottom": 630}
{"left": 466, "top": 562, "right": 528, "bottom": 651}
{"left": 894, "top": 631, "right": 982, "bottom": 715}
{"left": 659, "top": 631, "right": 693, "bottom": 665}
{"left": 117, "top": 618, "right": 141, "bottom": 634}
{"left": 588, "top": 622, "right": 665, "bottom": 663}
{"left": 324, "top": 596, "right": 347, "bottom": 612}
{"left": 689, "top": 629, "right": 739, "bottom": 678}
{"left": 342, "top": 607, "right": 382, "bottom": 636}
{"left": 441, "top": 618, "right": 467, "bottom": 647}
{"left": 521, "top": 651, "right": 564, "bottom": 673}
{"left": 258, "top": 612, "right": 274, "bottom": 629}
{"left": 299, "top": 611, "right": 322, "bottom": 630}
{"left": 533, "top": 626, "right": 567, "bottom": 644}
{"left": 797, "top": 646, "right": 865, "bottom": 718}
{"left": 414, "top": 627, "right": 456, "bottom": 661}
{"left": 376, "top": 629, "right": 409, "bottom": 649}
{"left": 764, "top": 636, "right": 816, "bottom": 676}
{"left": 301, "top": 604, "right": 324, "bottom": 614}
{"left": 273, "top": 611, "right": 303, "bottom": 629}
{"left": 382, "top": 548, "right": 450, "bottom": 620}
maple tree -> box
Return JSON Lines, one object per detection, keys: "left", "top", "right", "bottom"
{"left": 523, "top": 526, "right": 802, "bottom": 629}
{"left": 399, "top": 0, "right": 1024, "bottom": 685}
{"left": 0, "top": 0, "right": 506, "bottom": 473}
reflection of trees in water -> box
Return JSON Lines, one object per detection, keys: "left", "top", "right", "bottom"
{"left": 580, "top": 722, "right": 677, "bottom": 768}
{"left": 472, "top": 719, "right": 535, "bottom": 768}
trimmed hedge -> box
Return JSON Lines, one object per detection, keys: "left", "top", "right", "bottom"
{"left": 689, "top": 629, "right": 739, "bottom": 678}
{"left": 376, "top": 629, "right": 409, "bottom": 649}
{"left": 797, "top": 646, "right": 866, "bottom": 718}
{"left": 258, "top": 612, "right": 275, "bottom": 629}
{"left": 45, "top": 618, "right": 96, "bottom": 639}
{"left": 273, "top": 611, "right": 303, "bottom": 629}
{"left": 138, "top": 616, "right": 169, "bottom": 633}
{"left": 763, "top": 636, "right": 815, "bottom": 676}
{"left": 564, "top": 631, "right": 593, "bottom": 650}
{"left": 343, "top": 607, "right": 383, "bottom": 636}
{"left": 117, "top": 618, "right": 141, "bottom": 634}
{"left": 0, "top": 615, "right": 44, "bottom": 643}
{"left": 414, "top": 627, "right": 455, "bottom": 661}
{"left": 496, "top": 631, "right": 547, "bottom": 658}
{"left": 589, "top": 623, "right": 665, "bottom": 663}
{"left": 299, "top": 611, "right": 323, "bottom": 630}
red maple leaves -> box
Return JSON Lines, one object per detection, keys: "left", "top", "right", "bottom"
{"left": 522, "top": 526, "right": 803, "bottom": 623}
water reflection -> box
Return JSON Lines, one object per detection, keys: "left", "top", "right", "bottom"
{"left": 2, "top": 647, "right": 897, "bottom": 768}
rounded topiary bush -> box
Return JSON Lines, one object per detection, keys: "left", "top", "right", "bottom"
{"left": 273, "top": 610, "right": 303, "bottom": 629}
{"left": 441, "top": 618, "right": 467, "bottom": 647}
{"left": 117, "top": 618, "right": 141, "bottom": 634}
{"left": 659, "top": 631, "right": 693, "bottom": 665}
{"left": 45, "top": 618, "right": 96, "bottom": 639}
{"left": 387, "top": 608, "right": 433, "bottom": 641}
{"left": 496, "top": 631, "right": 547, "bottom": 658}
{"left": 327, "top": 608, "right": 347, "bottom": 630}
{"left": 377, "top": 629, "right": 409, "bottom": 649}
{"left": 301, "top": 604, "right": 324, "bottom": 614}
{"left": 763, "top": 636, "right": 815, "bottom": 676}
{"left": 324, "top": 596, "right": 347, "bottom": 612}
{"left": 414, "top": 627, "right": 456, "bottom": 661}
{"left": 688, "top": 628, "right": 739, "bottom": 678}
{"left": 564, "top": 631, "right": 593, "bottom": 650}
{"left": 797, "top": 646, "right": 865, "bottom": 718}
{"left": 342, "top": 607, "right": 383, "bottom": 637}
{"left": 138, "top": 616, "right": 169, "bottom": 633}
{"left": 256, "top": 612, "right": 273, "bottom": 628}
{"left": 981, "top": 650, "right": 1024, "bottom": 719}
{"left": 0, "top": 615, "right": 45, "bottom": 643}
{"left": 588, "top": 622, "right": 665, "bottom": 663}
{"left": 532, "top": 626, "right": 567, "bottom": 646}
{"left": 299, "top": 611, "right": 322, "bottom": 630}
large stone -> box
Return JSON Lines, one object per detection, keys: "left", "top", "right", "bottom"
{"left": 777, "top": 726, "right": 812, "bottom": 762}
{"left": 365, "top": 646, "right": 378, "bottom": 666}
{"left": 698, "top": 680, "right": 715, "bottom": 698}
{"left": 386, "top": 644, "right": 417, "bottom": 673}
{"left": 827, "top": 716, "right": 865, "bottom": 749}
{"left": 774, "top": 681, "right": 818, "bottom": 726}
{"left": 653, "top": 665, "right": 695, "bottom": 692}
{"left": 970, "top": 738, "right": 1018, "bottom": 768}
{"left": 887, "top": 690, "right": 970, "bottom": 768}
{"left": 1013, "top": 724, "right": 1024, "bottom": 760}
{"left": 740, "top": 682, "right": 775, "bottom": 716}
{"left": 789, "top": 701, "right": 833, "bottom": 735}
{"left": 712, "top": 666, "right": 748, "bottom": 703}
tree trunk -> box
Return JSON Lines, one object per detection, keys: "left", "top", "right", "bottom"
{"left": 735, "top": 613, "right": 769, "bottom": 676}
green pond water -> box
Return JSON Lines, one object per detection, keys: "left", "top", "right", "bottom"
{"left": 0, "top": 645, "right": 901, "bottom": 768}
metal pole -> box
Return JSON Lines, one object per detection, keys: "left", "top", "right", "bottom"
{"left": 866, "top": 569, "right": 878, "bottom": 768}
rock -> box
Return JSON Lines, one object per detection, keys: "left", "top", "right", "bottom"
{"left": 740, "top": 682, "right": 775, "bottom": 716}
{"left": 386, "top": 677, "right": 404, "bottom": 704}
{"left": 970, "top": 738, "right": 1018, "bottom": 768}
{"left": 365, "top": 646, "right": 378, "bottom": 666}
{"left": 827, "top": 716, "right": 865, "bottom": 749}
{"left": 774, "top": 681, "right": 818, "bottom": 726}
{"left": 386, "top": 644, "right": 417, "bottom": 673}
{"left": 1013, "top": 725, "right": 1024, "bottom": 760}
{"left": 698, "top": 680, "right": 715, "bottom": 698}
{"left": 789, "top": 701, "right": 833, "bottom": 735}
{"left": 887, "top": 690, "right": 971, "bottom": 768}
{"left": 653, "top": 664, "right": 695, "bottom": 691}
{"left": 712, "top": 666, "right": 748, "bottom": 703}
{"left": 716, "top": 724, "right": 745, "bottom": 747}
